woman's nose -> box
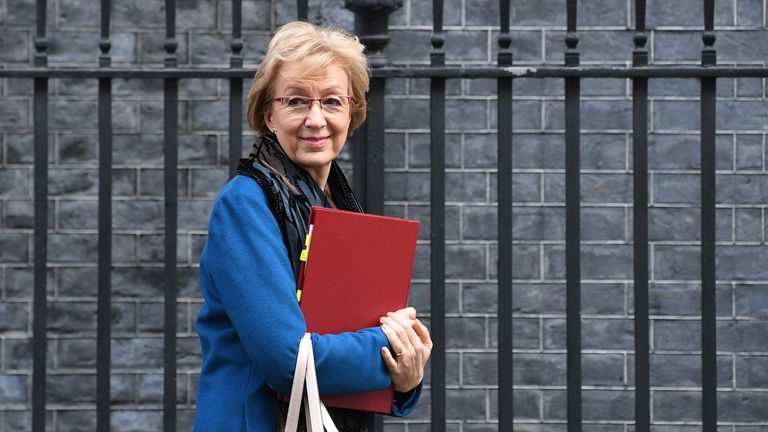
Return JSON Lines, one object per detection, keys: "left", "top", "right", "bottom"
{"left": 304, "top": 102, "right": 327, "bottom": 128}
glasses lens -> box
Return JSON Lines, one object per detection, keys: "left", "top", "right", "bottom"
{"left": 284, "top": 96, "right": 309, "bottom": 110}
{"left": 278, "top": 96, "right": 349, "bottom": 116}
{"left": 322, "top": 96, "right": 348, "bottom": 115}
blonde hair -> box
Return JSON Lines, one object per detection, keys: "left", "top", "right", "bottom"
{"left": 247, "top": 21, "right": 370, "bottom": 137}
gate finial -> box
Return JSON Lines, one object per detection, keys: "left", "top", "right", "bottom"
{"left": 344, "top": 0, "right": 403, "bottom": 68}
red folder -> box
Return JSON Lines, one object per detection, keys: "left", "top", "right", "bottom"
{"left": 298, "top": 206, "right": 419, "bottom": 413}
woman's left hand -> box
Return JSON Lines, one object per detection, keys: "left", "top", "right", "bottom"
{"left": 379, "top": 309, "right": 433, "bottom": 393}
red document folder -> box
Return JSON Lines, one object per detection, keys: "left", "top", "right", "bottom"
{"left": 298, "top": 206, "right": 419, "bottom": 413}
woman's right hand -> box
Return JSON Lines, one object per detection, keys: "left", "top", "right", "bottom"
{"left": 379, "top": 307, "right": 433, "bottom": 393}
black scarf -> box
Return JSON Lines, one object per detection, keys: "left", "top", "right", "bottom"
{"left": 237, "top": 135, "right": 370, "bottom": 432}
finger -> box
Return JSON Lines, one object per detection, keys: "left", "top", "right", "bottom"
{"left": 382, "top": 308, "right": 414, "bottom": 326}
{"left": 408, "top": 324, "right": 425, "bottom": 351}
{"left": 386, "top": 313, "right": 421, "bottom": 348}
{"left": 380, "top": 346, "right": 399, "bottom": 371}
{"left": 381, "top": 317, "right": 414, "bottom": 350}
{"left": 401, "top": 307, "right": 417, "bottom": 320}
{"left": 381, "top": 323, "right": 408, "bottom": 356}
{"left": 386, "top": 311, "right": 415, "bottom": 329}
{"left": 391, "top": 314, "right": 423, "bottom": 348}
{"left": 385, "top": 321, "right": 418, "bottom": 363}
{"left": 407, "top": 339, "right": 425, "bottom": 363}
{"left": 412, "top": 320, "right": 433, "bottom": 360}
{"left": 391, "top": 307, "right": 416, "bottom": 321}
{"left": 413, "top": 319, "right": 433, "bottom": 348}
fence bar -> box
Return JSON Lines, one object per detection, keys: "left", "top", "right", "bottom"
{"left": 632, "top": 1, "right": 650, "bottom": 430}
{"left": 32, "top": 0, "right": 48, "bottom": 429}
{"left": 429, "top": 69, "right": 447, "bottom": 432}
{"left": 497, "top": 0, "right": 514, "bottom": 429}
{"left": 631, "top": 82, "right": 650, "bottom": 432}
{"left": 32, "top": 77, "right": 49, "bottom": 432}
{"left": 96, "top": 78, "right": 113, "bottom": 432}
{"left": 351, "top": 124, "right": 368, "bottom": 200}
{"left": 32, "top": 80, "right": 49, "bottom": 432}
{"left": 164, "top": 0, "right": 178, "bottom": 429}
{"left": 430, "top": 0, "right": 446, "bottom": 429}
{"left": 565, "top": 0, "right": 581, "bottom": 429}
{"left": 701, "top": 0, "right": 718, "bottom": 429}
{"left": 99, "top": 0, "right": 111, "bottom": 67}
{"left": 96, "top": 0, "right": 113, "bottom": 430}
{"left": 367, "top": 77, "right": 385, "bottom": 432}
{"left": 364, "top": 79, "right": 385, "bottom": 215}
{"left": 229, "top": 0, "right": 244, "bottom": 176}
{"left": 346, "top": 0, "right": 400, "bottom": 213}
{"left": 297, "top": 0, "right": 308, "bottom": 20}
{"left": 34, "top": 0, "right": 46, "bottom": 66}
{"left": 346, "top": 7, "right": 367, "bottom": 203}
{"left": 344, "top": 6, "right": 400, "bottom": 427}
{"left": 163, "top": 77, "right": 179, "bottom": 432}
{"left": 564, "top": 78, "right": 582, "bottom": 431}
{"left": 700, "top": 76, "right": 718, "bottom": 432}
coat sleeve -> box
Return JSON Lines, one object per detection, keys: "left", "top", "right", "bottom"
{"left": 201, "top": 176, "right": 414, "bottom": 400}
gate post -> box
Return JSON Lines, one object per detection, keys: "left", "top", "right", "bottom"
{"left": 344, "top": 0, "right": 401, "bottom": 215}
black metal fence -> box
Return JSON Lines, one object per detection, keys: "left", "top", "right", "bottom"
{"left": 3, "top": 0, "right": 768, "bottom": 431}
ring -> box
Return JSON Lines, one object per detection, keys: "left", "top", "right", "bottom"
{"left": 396, "top": 350, "right": 405, "bottom": 358}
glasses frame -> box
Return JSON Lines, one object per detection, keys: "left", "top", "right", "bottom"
{"left": 271, "top": 95, "right": 355, "bottom": 116}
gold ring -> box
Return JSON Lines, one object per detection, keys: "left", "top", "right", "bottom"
{"left": 396, "top": 350, "right": 405, "bottom": 358}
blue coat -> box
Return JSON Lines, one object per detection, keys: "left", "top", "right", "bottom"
{"left": 194, "top": 175, "right": 421, "bottom": 431}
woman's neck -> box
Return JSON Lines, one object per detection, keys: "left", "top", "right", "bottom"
{"left": 306, "top": 166, "right": 331, "bottom": 192}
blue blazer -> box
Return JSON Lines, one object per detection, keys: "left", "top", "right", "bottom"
{"left": 194, "top": 176, "right": 421, "bottom": 431}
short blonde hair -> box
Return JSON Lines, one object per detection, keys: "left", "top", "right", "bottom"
{"left": 247, "top": 21, "right": 370, "bottom": 137}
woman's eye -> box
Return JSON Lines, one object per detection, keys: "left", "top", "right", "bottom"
{"left": 286, "top": 97, "right": 308, "bottom": 106}
{"left": 322, "top": 97, "right": 343, "bottom": 107}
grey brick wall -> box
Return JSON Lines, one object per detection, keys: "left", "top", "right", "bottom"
{"left": 2, "top": 0, "right": 768, "bottom": 431}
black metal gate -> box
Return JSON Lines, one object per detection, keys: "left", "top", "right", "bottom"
{"left": 2, "top": 0, "right": 767, "bottom": 430}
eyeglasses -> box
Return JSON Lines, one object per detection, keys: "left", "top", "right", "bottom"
{"left": 272, "top": 95, "right": 354, "bottom": 117}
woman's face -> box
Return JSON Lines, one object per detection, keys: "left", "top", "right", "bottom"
{"left": 265, "top": 61, "right": 352, "bottom": 187}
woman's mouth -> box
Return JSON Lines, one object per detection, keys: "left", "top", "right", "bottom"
{"left": 302, "top": 136, "right": 329, "bottom": 149}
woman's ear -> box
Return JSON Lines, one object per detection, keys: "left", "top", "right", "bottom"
{"left": 263, "top": 108, "right": 274, "bottom": 133}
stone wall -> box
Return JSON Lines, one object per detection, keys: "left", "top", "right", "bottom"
{"left": 1, "top": 0, "right": 768, "bottom": 430}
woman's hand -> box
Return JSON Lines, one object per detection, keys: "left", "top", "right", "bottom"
{"left": 379, "top": 307, "right": 433, "bottom": 393}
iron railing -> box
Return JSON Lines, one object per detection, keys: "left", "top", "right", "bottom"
{"left": 1, "top": 0, "right": 765, "bottom": 430}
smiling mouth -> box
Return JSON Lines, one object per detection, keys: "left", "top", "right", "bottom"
{"left": 302, "top": 136, "right": 329, "bottom": 147}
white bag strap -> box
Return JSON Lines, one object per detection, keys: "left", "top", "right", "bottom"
{"left": 284, "top": 333, "right": 339, "bottom": 432}
{"left": 284, "top": 334, "right": 310, "bottom": 432}
{"left": 320, "top": 404, "right": 337, "bottom": 431}
{"left": 303, "top": 338, "right": 324, "bottom": 431}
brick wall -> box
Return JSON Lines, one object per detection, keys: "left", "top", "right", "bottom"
{"left": 1, "top": 0, "right": 768, "bottom": 431}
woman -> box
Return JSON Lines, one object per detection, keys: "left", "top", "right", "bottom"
{"left": 194, "top": 21, "right": 432, "bottom": 432}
